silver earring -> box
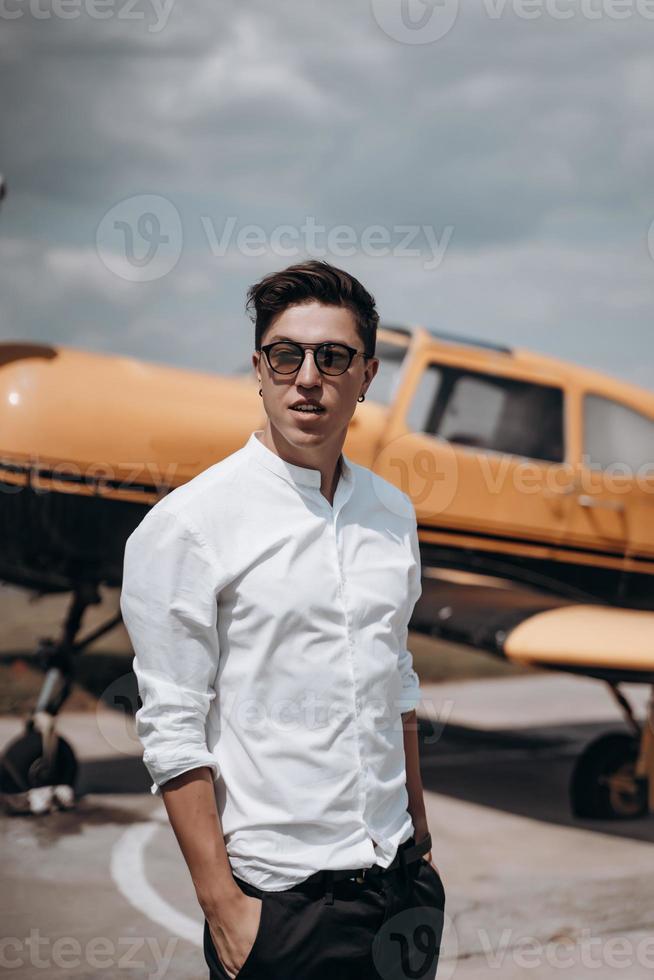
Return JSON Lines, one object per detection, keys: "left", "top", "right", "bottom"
{"left": 357, "top": 393, "right": 365, "bottom": 402}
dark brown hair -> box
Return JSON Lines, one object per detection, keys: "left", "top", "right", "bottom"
{"left": 246, "top": 259, "right": 379, "bottom": 357}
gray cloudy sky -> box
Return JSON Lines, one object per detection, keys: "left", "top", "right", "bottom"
{"left": 1, "top": 0, "right": 653, "bottom": 390}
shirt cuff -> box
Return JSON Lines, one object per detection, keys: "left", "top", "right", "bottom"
{"left": 398, "top": 674, "right": 422, "bottom": 714}
{"left": 146, "top": 756, "right": 220, "bottom": 797}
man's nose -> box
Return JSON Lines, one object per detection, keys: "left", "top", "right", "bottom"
{"left": 296, "top": 349, "right": 322, "bottom": 385}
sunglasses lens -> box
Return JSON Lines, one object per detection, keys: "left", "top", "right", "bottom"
{"left": 268, "top": 343, "right": 304, "bottom": 374}
{"left": 316, "top": 345, "right": 351, "bottom": 375}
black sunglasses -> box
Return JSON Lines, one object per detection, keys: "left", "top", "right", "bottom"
{"left": 258, "top": 341, "right": 371, "bottom": 377}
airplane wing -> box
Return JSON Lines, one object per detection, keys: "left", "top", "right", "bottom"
{"left": 411, "top": 572, "right": 654, "bottom": 684}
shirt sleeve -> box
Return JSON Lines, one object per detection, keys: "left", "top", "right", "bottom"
{"left": 119, "top": 506, "right": 225, "bottom": 797}
{"left": 397, "top": 504, "right": 423, "bottom": 714}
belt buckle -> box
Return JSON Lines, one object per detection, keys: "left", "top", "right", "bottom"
{"left": 352, "top": 869, "right": 367, "bottom": 884}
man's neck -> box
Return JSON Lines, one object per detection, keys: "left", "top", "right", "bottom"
{"left": 258, "top": 426, "right": 343, "bottom": 498}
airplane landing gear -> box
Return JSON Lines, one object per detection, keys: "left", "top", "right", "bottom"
{"left": 569, "top": 683, "right": 652, "bottom": 820}
{"left": 569, "top": 731, "right": 647, "bottom": 819}
{"left": 0, "top": 584, "right": 123, "bottom": 815}
{"left": 0, "top": 714, "right": 78, "bottom": 814}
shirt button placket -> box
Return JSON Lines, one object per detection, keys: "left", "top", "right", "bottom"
{"left": 328, "top": 503, "right": 366, "bottom": 822}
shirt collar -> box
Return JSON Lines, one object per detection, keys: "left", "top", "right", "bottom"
{"left": 246, "top": 429, "right": 353, "bottom": 491}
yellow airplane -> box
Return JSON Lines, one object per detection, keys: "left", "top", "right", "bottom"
{"left": 1, "top": 329, "right": 653, "bottom": 819}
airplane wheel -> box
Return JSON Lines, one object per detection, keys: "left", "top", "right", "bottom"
{"left": 0, "top": 727, "right": 78, "bottom": 795}
{"left": 570, "top": 732, "right": 647, "bottom": 820}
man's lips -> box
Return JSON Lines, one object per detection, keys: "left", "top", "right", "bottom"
{"left": 289, "top": 402, "right": 326, "bottom": 414}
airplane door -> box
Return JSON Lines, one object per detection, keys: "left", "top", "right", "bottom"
{"left": 566, "top": 391, "right": 654, "bottom": 562}
{"left": 374, "top": 353, "right": 573, "bottom": 549}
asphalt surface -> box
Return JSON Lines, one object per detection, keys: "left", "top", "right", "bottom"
{"left": 2, "top": 674, "right": 654, "bottom": 979}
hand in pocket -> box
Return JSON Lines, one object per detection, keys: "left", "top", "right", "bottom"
{"left": 418, "top": 835, "right": 442, "bottom": 881}
{"left": 207, "top": 891, "right": 263, "bottom": 979}
{"left": 423, "top": 856, "right": 443, "bottom": 879}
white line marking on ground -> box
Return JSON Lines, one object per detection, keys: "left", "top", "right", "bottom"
{"left": 111, "top": 820, "right": 203, "bottom": 947}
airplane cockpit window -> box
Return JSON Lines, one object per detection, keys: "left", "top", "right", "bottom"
{"left": 408, "top": 364, "right": 565, "bottom": 463}
{"left": 440, "top": 375, "right": 505, "bottom": 448}
{"left": 584, "top": 394, "right": 654, "bottom": 473}
{"left": 365, "top": 340, "right": 408, "bottom": 406}
{"left": 406, "top": 364, "right": 443, "bottom": 432}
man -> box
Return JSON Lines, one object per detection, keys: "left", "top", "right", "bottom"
{"left": 120, "top": 260, "right": 446, "bottom": 980}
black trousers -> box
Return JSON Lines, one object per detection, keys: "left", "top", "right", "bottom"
{"left": 203, "top": 836, "right": 446, "bottom": 980}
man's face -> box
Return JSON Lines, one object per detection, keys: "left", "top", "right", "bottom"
{"left": 252, "top": 301, "right": 378, "bottom": 450}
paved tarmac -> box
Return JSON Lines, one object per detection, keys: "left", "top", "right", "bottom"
{"left": 2, "top": 674, "right": 653, "bottom": 979}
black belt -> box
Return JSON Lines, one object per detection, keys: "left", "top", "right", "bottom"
{"left": 308, "top": 832, "right": 432, "bottom": 887}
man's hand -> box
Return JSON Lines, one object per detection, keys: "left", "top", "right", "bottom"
{"left": 205, "top": 891, "right": 263, "bottom": 980}
{"left": 422, "top": 849, "right": 442, "bottom": 878}
{"left": 414, "top": 820, "right": 442, "bottom": 878}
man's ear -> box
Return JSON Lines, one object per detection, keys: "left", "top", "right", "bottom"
{"left": 365, "top": 356, "right": 380, "bottom": 384}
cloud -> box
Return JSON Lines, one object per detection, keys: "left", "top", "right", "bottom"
{"left": 0, "top": 0, "right": 652, "bottom": 390}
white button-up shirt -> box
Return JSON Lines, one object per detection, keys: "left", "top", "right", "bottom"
{"left": 120, "top": 429, "right": 423, "bottom": 890}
